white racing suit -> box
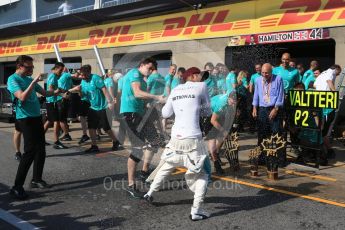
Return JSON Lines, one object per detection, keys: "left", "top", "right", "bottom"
{"left": 146, "top": 137, "right": 209, "bottom": 213}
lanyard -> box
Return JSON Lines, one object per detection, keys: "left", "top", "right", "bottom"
{"left": 262, "top": 79, "right": 271, "bottom": 97}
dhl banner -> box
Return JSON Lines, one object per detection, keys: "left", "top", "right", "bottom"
{"left": 1, "top": 0, "right": 345, "bottom": 57}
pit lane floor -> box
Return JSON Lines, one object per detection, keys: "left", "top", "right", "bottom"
{"left": 0, "top": 120, "right": 345, "bottom": 229}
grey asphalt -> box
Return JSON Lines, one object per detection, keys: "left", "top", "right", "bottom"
{"left": 1, "top": 128, "right": 345, "bottom": 230}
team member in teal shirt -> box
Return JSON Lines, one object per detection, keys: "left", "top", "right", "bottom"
{"left": 163, "top": 64, "right": 177, "bottom": 97}
{"left": 58, "top": 69, "right": 73, "bottom": 91}
{"left": 207, "top": 91, "right": 237, "bottom": 175}
{"left": 162, "top": 64, "right": 177, "bottom": 135}
{"left": 8, "top": 55, "right": 59, "bottom": 199}
{"left": 272, "top": 53, "right": 299, "bottom": 92}
{"left": 204, "top": 72, "right": 217, "bottom": 98}
{"left": 249, "top": 64, "right": 261, "bottom": 94}
{"left": 304, "top": 68, "right": 320, "bottom": 90}
{"left": 216, "top": 64, "right": 229, "bottom": 94}
{"left": 104, "top": 73, "right": 116, "bottom": 133}
{"left": 43, "top": 62, "right": 68, "bottom": 150}
{"left": 214, "top": 67, "right": 226, "bottom": 94}
{"left": 203, "top": 62, "right": 217, "bottom": 97}
{"left": 146, "top": 66, "right": 165, "bottom": 146}
{"left": 147, "top": 67, "right": 165, "bottom": 96}
{"left": 226, "top": 68, "right": 238, "bottom": 94}
{"left": 301, "top": 60, "right": 319, "bottom": 84}
{"left": 104, "top": 74, "right": 116, "bottom": 101}
{"left": 170, "top": 67, "right": 185, "bottom": 90}
{"left": 115, "top": 74, "right": 126, "bottom": 120}
{"left": 54, "top": 68, "right": 73, "bottom": 142}
{"left": 248, "top": 64, "right": 262, "bottom": 132}
{"left": 117, "top": 76, "right": 124, "bottom": 94}
{"left": 69, "top": 65, "right": 120, "bottom": 153}
{"left": 77, "top": 73, "right": 92, "bottom": 144}
{"left": 236, "top": 71, "right": 249, "bottom": 131}
{"left": 120, "top": 58, "right": 164, "bottom": 199}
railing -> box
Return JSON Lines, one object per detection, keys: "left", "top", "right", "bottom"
{"left": 0, "top": 18, "right": 32, "bottom": 29}
{"left": 0, "top": 0, "right": 141, "bottom": 29}
{"left": 39, "top": 5, "right": 94, "bottom": 21}
{"left": 102, "top": 0, "right": 141, "bottom": 8}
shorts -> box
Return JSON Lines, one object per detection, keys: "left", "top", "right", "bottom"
{"left": 46, "top": 100, "right": 68, "bottom": 122}
{"left": 46, "top": 102, "right": 60, "bottom": 122}
{"left": 87, "top": 108, "right": 111, "bottom": 131}
{"left": 122, "top": 112, "right": 160, "bottom": 162}
{"left": 78, "top": 100, "right": 90, "bottom": 117}
{"left": 202, "top": 115, "right": 227, "bottom": 140}
{"left": 57, "top": 99, "right": 68, "bottom": 122}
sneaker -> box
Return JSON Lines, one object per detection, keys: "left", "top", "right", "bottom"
{"left": 9, "top": 186, "right": 28, "bottom": 200}
{"left": 53, "top": 141, "right": 68, "bottom": 149}
{"left": 85, "top": 145, "right": 99, "bottom": 153}
{"left": 78, "top": 135, "right": 90, "bottom": 144}
{"left": 111, "top": 140, "right": 122, "bottom": 151}
{"left": 214, "top": 160, "right": 224, "bottom": 175}
{"left": 124, "top": 185, "right": 144, "bottom": 199}
{"left": 143, "top": 193, "right": 154, "bottom": 203}
{"left": 30, "top": 180, "right": 52, "bottom": 189}
{"left": 45, "top": 142, "right": 51, "bottom": 146}
{"left": 190, "top": 207, "right": 210, "bottom": 221}
{"left": 60, "top": 134, "right": 72, "bottom": 141}
{"left": 15, "top": 152, "right": 22, "bottom": 161}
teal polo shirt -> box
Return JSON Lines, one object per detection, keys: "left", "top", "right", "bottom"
{"left": 7, "top": 73, "right": 43, "bottom": 119}
{"left": 250, "top": 73, "right": 260, "bottom": 86}
{"left": 87, "top": 74, "right": 107, "bottom": 111}
{"left": 163, "top": 74, "right": 173, "bottom": 96}
{"left": 58, "top": 72, "right": 73, "bottom": 91}
{"left": 80, "top": 79, "right": 90, "bottom": 101}
{"left": 211, "top": 94, "right": 229, "bottom": 115}
{"left": 46, "top": 73, "right": 61, "bottom": 103}
{"left": 226, "top": 72, "right": 237, "bottom": 94}
{"left": 273, "top": 66, "right": 299, "bottom": 92}
{"left": 120, "top": 68, "right": 147, "bottom": 115}
{"left": 147, "top": 72, "right": 165, "bottom": 95}
{"left": 170, "top": 77, "right": 181, "bottom": 90}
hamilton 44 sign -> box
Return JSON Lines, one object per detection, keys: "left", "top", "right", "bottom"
{"left": 257, "top": 28, "right": 327, "bottom": 44}
{"left": 228, "top": 28, "right": 329, "bottom": 46}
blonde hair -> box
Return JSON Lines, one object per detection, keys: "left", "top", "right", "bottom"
{"left": 237, "top": 71, "right": 247, "bottom": 83}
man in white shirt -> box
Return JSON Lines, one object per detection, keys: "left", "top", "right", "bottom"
{"left": 314, "top": 65, "right": 341, "bottom": 91}
{"left": 144, "top": 67, "right": 212, "bottom": 221}
{"left": 314, "top": 64, "right": 341, "bottom": 160}
{"left": 57, "top": 1, "right": 72, "bottom": 15}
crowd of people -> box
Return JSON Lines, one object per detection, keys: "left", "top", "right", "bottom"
{"left": 6, "top": 53, "right": 342, "bottom": 221}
